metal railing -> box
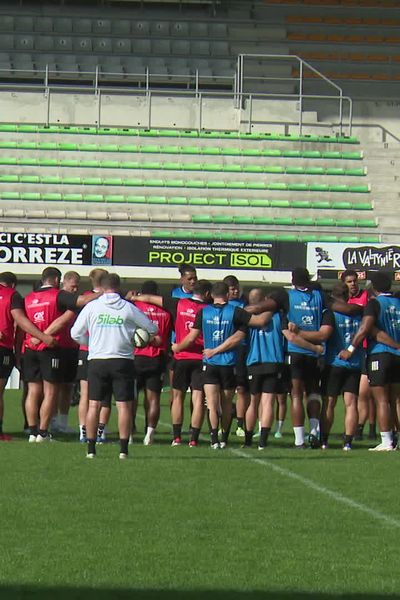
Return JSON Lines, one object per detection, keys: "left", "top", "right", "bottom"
{"left": 0, "top": 57, "right": 353, "bottom": 135}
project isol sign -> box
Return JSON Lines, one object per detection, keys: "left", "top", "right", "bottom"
{"left": 0, "top": 233, "right": 92, "bottom": 264}
{"left": 114, "top": 237, "right": 305, "bottom": 271}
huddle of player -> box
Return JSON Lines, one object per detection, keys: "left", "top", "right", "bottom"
{"left": 1, "top": 262, "right": 400, "bottom": 457}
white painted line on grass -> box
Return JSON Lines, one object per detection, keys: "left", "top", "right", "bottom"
{"left": 232, "top": 448, "right": 400, "bottom": 529}
{"left": 144, "top": 415, "right": 400, "bottom": 528}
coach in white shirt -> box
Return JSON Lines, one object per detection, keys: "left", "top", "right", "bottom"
{"left": 71, "top": 272, "right": 158, "bottom": 459}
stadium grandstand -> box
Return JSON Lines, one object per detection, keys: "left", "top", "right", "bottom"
{"left": 0, "top": 0, "right": 398, "bottom": 285}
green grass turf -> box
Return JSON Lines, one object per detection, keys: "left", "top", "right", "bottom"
{"left": 1, "top": 388, "right": 399, "bottom": 600}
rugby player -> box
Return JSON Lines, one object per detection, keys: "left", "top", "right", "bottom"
{"left": 71, "top": 272, "right": 158, "bottom": 459}
{"left": 339, "top": 272, "right": 400, "bottom": 451}
{"left": 133, "top": 281, "right": 172, "bottom": 445}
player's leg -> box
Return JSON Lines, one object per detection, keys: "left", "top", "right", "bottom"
{"left": 143, "top": 388, "right": 160, "bottom": 445}
{"left": 189, "top": 363, "right": 205, "bottom": 446}
{"left": 290, "top": 378, "right": 305, "bottom": 447}
{"left": 26, "top": 381, "right": 43, "bottom": 441}
{"left": 97, "top": 404, "right": 111, "bottom": 443}
{"left": 37, "top": 380, "right": 60, "bottom": 441}
{"left": 274, "top": 393, "right": 287, "bottom": 438}
{"left": 219, "top": 367, "right": 236, "bottom": 447}
{"left": 244, "top": 390, "right": 261, "bottom": 447}
{"left": 171, "top": 359, "right": 190, "bottom": 445}
{"left": 111, "top": 358, "right": 135, "bottom": 458}
{"left": 305, "top": 356, "right": 322, "bottom": 447}
{"left": 77, "top": 350, "right": 89, "bottom": 441}
{"left": 86, "top": 359, "right": 111, "bottom": 457}
{"left": 355, "top": 373, "right": 370, "bottom": 441}
{"left": 367, "top": 354, "right": 394, "bottom": 451}
{"left": 258, "top": 391, "right": 275, "bottom": 449}
{"left": 368, "top": 389, "right": 377, "bottom": 440}
{"left": 0, "top": 347, "right": 15, "bottom": 440}
{"left": 343, "top": 392, "right": 358, "bottom": 451}
{"left": 203, "top": 382, "right": 221, "bottom": 448}
{"left": 233, "top": 345, "right": 249, "bottom": 437}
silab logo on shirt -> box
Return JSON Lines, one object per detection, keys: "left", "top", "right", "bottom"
{"left": 97, "top": 313, "right": 124, "bottom": 326}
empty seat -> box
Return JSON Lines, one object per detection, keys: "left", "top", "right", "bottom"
{"left": 191, "top": 41, "right": 210, "bottom": 55}
{"left": 211, "top": 41, "right": 230, "bottom": 55}
{"left": 35, "top": 36, "right": 54, "bottom": 51}
{"left": 122, "top": 57, "right": 145, "bottom": 74}
{"left": 73, "top": 18, "right": 92, "bottom": 34}
{"left": 0, "top": 16, "right": 14, "bottom": 32}
{"left": 151, "top": 22, "right": 170, "bottom": 36}
{"left": 190, "top": 23, "right": 208, "bottom": 36}
{"left": 35, "top": 17, "right": 53, "bottom": 32}
{"left": 15, "top": 17, "right": 33, "bottom": 31}
{"left": 55, "top": 37, "right": 73, "bottom": 51}
{"left": 209, "top": 23, "right": 228, "bottom": 37}
{"left": 132, "top": 39, "right": 151, "bottom": 54}
{"left": 54, "top": 18, "right": 73, "bottom": 33}
{"left": 0, "top": 35, "right": 14, "bottom": 50}
{"left": 74, "top": 37, "right": 93, "bottom": 52}
{"left": 152, "top": 39, "right": 171, "bottom": 55}
{"left": 133, "top": 21, "right": 150, "bottom": 35}
{"left": 112, "top": 20, "right": 131, "bottom": 36}
{"left": 171, "top": 40, "right": 190, "bottom": 55}
{"left": 15, "top": 36, "right": 34, "bottom": 50}
{"left": 171, "top": 22, "right": 189, "bottom": 36}
{"left": 113, "top": 39, "right": 131, "bottom": 53}
{"left": 93, "top": 19, "right": 111, "bottom": 34}
{"left": 93, "top": 38, "right": 112, "bottom": 53}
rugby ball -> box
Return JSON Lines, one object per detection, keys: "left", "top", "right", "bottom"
{"left": 132, "top": 328, "right": 151, "bottom": 348}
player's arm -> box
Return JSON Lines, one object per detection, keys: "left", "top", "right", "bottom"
{"left": 248, "top": 311, "right": 274, "bottom": 328}
{"left": 338, "top": 315, "right": 375, "bottom": 360}
{"left": 372, "top": 326, "right": 400, "bottom": 349}
{"left": 70, "top": 307, "right": 90, "bottom": 346}
{"left": 282, "top": 329, "right": 324, "bottom": 355}
{"left": 125, "top": 292, "right": 164, "bottom": 308}
{"left": 11, "top": 308, "right": 56, "bottom": 348}
{"left": 130, "top": 305, "right": 158, "bottom": 337}
{"left": 44, "top": 310, "right": 76, "bottom": 335}
{"left": 76, "top": 290, "right": 102, "bottom": 308}
{"left": 292, "top": 324, "right": 333, "bottom": 343}
{"left": 327, "top": 296, "right": 363, "bottom": 316}
{"left": 203, "top": 330, "right": 246, "bottom": 360}
{"left": 171, "top": 328, "right": 201, "bottom": 354}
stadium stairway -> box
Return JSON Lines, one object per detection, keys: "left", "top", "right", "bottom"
{"left": 0, "top": 124, "right": 379, "bottom": 243}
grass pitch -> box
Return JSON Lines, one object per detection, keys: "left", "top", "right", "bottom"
{"left": 1, "top": 389, "right": 399, "bottom": 600}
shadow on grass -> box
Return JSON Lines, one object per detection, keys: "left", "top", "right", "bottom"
{"left": 0, "top": 587, "right": 398, "bottom": 600}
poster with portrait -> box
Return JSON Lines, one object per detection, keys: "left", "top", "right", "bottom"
{"left": 92, "top": 235, "right": 113, "bottom": 266}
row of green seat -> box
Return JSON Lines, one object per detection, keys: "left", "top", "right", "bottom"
{"left": 0, "top": 157, "right": 366, "bottom": 176}
{"left": 0, "top": 140, "right": 363, "bottom": 160}
{"left": 151, "top": 230, "right": 380, "bottom": 243}
{"left": 0, "top": 123, "right": 359, "bottom": 144}
{"left": 0, "top": 191, "right": 372, "bottom": 209}
{"left": 191, "top": 215, "right": 377, "bottom": 228}
{"left": 0, "top": 174, "right": 370, "bottom": 192}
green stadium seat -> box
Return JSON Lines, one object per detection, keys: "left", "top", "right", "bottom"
{"left": 330, "top": 185, "right": 350, "bottom": 193}
{"left": 0, "top": 157, "right": 17, "bottom": 165}
{"left": 64, "top": 194, "right": 83, "bottom": 202}
{"left": 223, "top": 164, "right": 242, "bottom": 173}
{"left": 295, "top": 217, "right": 314, "bottom": 226}
{"left": 249, "top": 199, "right": 270, "bottom": 207}
{"left": 305, "top": 167, "right": 325, "bottom": 175}
{"left": 168, "top": 197, "right": 187, "bottom": 205}
{"left": 168, "top": 180, "right": 185, "bottom": 187}
{"left": 302, "top": 151, "right": 322, "bottom": 159}
{"left": 0, "top": 141, "right": 17, "bottom": 149}
{"left": 85, "top": 194, "right": 104, "bottom": 202}
{"left": 263, "top": 166, "right": 284, "bottom": 174}
{"left": 0, "top": 175, "right": 18, "bottom": 183}
{"left": 126, "top": 196, "right": 146, "bottom": 203}
{"left": 357, "top": 219, "right": 377, "bottom": 228}
{"left": 230, "top": 198, "right": 249, "bottom": 207}
{"left": 288, "top": 183, "right": 308, "bottom": 192}
{"left": 192, "top": 215, "right": 212, "bottom": 223}
{"left": 314, "top": 201, "right": 331, "bottom": 209}
{"left": 151, "top": 230, "right": 171, "bottom": 237}
{"left": 43, "top": 193, "right": 62, "bottom": 201}
{"left": 105, "top": 195, "right": 125, "bottom": 203}
{"left": 269, "top": 199, "right": 290, "bottom": 208}
{"left": 354, "top": 202, "right": 373, "bottom": 210}
{"left": 184, "top": 146, "right": 202, "bottom": 154}
{"left": 274, "top": 217, "right": 294, "bottom": 226}
{"left": 221, "top": 147, "right": 240, "bottom": 156}
{"left": 140, "top": 145, "right": 159, "bottom": 153}
{"left": 41, "top": 158, "right": 59, "bottom": 167}
{"left": 204, "top": 163, "right": 224, "bottom": 172}
{"left": 331, "top": 201, "right": 353, "bottom": 210}
{"left": 207, "top": 181, "right": 226, "bottom": 189}
{"left": 236, "top": 233, "right": 255, "bottom": 241}
{"left": 267, "top": 183, "right": 287, "bottom": 190}
{"left": 185, "top": 163, "right": 203, "bottom": 171}
{"left": 301, "top": 235, "right": 318, "bottom": 242}
{"left": 187, "top": 180, "right": 204, "bottom": 188}
{"left": 319, "top": 235, "right": 339, "bottom": 242}
{"left": 164, "top": 162, "right": 183, "bottom": 170}
{"left": 21, "top": 175, "right": 40, "bottom": 183}
{"left": 247, "top": 182, "right": 267, "bottom": 190}
{"left": 0, "top": 191, "right": 20, "bottom": 200}
{"left": 212, "top": 215, "right": 234, "bottom": 224}
{"left": 233, "top": 216, "right": 253, "bottom": 225}
{"left": 209, "top": 198, "right": 229, "bottom": 206}
{"left": 171, "top": 231, "right": 194, "bottom": 239}
{"left": 241, "top": 149, "right": 262, "bottom": 157}
{"left": 316, "top": 218, "right": 335, "bottom": 227}
{"left": 80, "top": 143, "right": 101, "bottom": 152}
{"left": 285, "top": 166, "right": 305, "bottom": 175}
{"left": 291, "top": 200, "right": 311, "bottom": 208}
{"left": 20, "top": 192, "right": 41, "bottom": 201}
{"left": 275, "top": 233, "right": 298, "bottom": 242}
{"left": 62, "top": 159, "right": 80, "bottom": 167}
{"left": 179, "top": 130, "right": 198, "bottom": 138}
{"left": 148, "top": 196, "right": 167, "bottom": 204}
{"left": 18, "top": 124, "right": 37, "bottom": 133}
{"left": 102, "top": 160, "right": 120, "bottom": 169}
{"left": 125, "top": 179, "right": 144, "bottom": 187}
{"left": 253, "top": 217, "right": 274, "bottom": 225}
{"left": 163, "top": 146, "right": 180, "bottom": 154}
{"left": 142, "top": 162, "right": 162, "bottom": 170}
{"left": 219, "top": 232, "right": 236, "bottom": 240}
{"left": 283, "top": 150, "right": 301, "bottom": 158}
{"left": 86, "top": 177, "right": 106, "bottom": 185}
{"left": 346, "top": 168, "right": 366, "bottom": 176}
{"left": 325, "top": 168, "right": 345, "bottom": 176}
{"left": 59, "top": 143, "right": 78, "bottom": 151}
{"left": 188, "top": 197, "right": 208, "bottom": 205}
{"left": 257, "top": 233, "right": 278, "bottom": 241}
{"left": 145, "top": 179, "right": 164, "bottom": 187}
{"left": 309, "top": 184, "right": 330, "bottom": 192}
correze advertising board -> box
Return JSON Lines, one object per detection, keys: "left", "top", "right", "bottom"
{"left": 307, "top": 242, "right": 400, "bottom": 274}
{"left": 0, "top": 233, "right": 102, "bottom": 265}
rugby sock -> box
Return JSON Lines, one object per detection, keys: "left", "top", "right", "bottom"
{"left": 293, "top": 426, "right": 305, "bottom": 446}
{"left": 321, "top": 433, "right": 329, "bottom": 445}
{"left": 29, "top": 425, "right": 38, "bottom": 437}
{"left": 0, "top": 420, "right": 3, "bottom": 434}
{"left": 369, "top": 423, "right": 376, "bottom": 437}
{"left": 237, "top": 417, "right": 244, "bottom": 429}
{"left": 221, "top": 429, "right": 229, "bottom": 444}
{"left": 381, "top": 431, "right": 392, "bottom": 446}
{"left": 344, "top": 435, "right": 353, "bottom": 447}
{"left": 59, "top": 414, "right": 68, "bottom": 429}
{"left": 356, "top": 424, "right": 364, "bottom": 437}
{"left": 244, "top": 430, "right": 253, "bottom": 446}
{"left": 309, "top": 418, "right": 320, "bottom": 437}
{"left": 275, "top": 420, "right": 283, "bottom": 433}
{"left": 259, "top": 427, "right": 270, "bottom": 448}
{"left": 79, "top": 425, "right": 86, "bottom": 438}
{"left": 191, "top": 427, "right": 200, "bottom": 443}
{"left": 172, "top": 424, "right": 182, "bottom": 440}
{"left": 38, "top": 429, "right": 48, "bottom": 439}
{"left": 210, "top": 428, "right": 219, "bottom": 445}
{"left": 97, "top": 422, "right": 106, "bottom": 437}
{"left": 120, "top": 438, "right": 129, "bottom": 455}
{"left": 87, "top": 439, "right": 96, "bottom": 455}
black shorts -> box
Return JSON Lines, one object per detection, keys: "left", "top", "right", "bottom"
{"left": 288, "top": 353, "right": 320, "bottom": 395}
{"left": 23, "top": 348, "right": 65, "bottom": 383}
{"left": 172, "top": 359, "right": 204, "bottom": 392}
{"left": 322, "top": 365, "right": 361, "bottom": 397}
{"left": 235, "top": 345, "right": 249, "bottom": 389}
{"left": 202, "top": 363, "right": 236, "bottom": 390}
{"left": 60, "top": 348, "right": 79, "bottom": 384}
{"left": 88, "top": 358, "right": 136, "bottom": 403}
{"left": 276, "top": 363, "right": 291, "bottom": 394}
{"left": 76, "top": 349, "right": 89, "bottom": 381}
{"left": 367, "top": 352, "right": 400, "bottom": 387}
{"left": 0, "top": 347, "right": 15, "bottom": 380}
{"left": 248, "top": 370, "right": 284, "bottom": 395}
{"left": 135, "top": 355, "right": 165, "bottom": 394}
{"left": 361, "top": 353, "right": 368, "bottom": 376}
